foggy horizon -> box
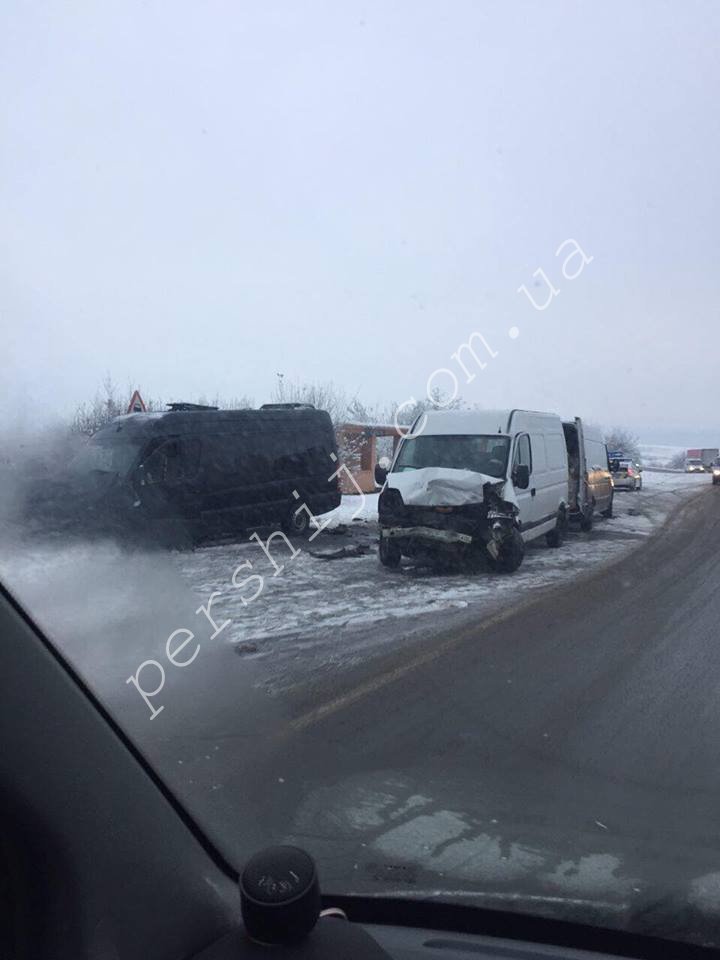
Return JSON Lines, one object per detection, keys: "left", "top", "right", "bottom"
{"left": 3, "top": 1, "right": 718, "bottom": 441}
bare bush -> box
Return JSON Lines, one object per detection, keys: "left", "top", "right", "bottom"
{"left": 604, "top": 426, "right": 642, "bottom": 463}
{"left": 668, "top": 451, "right": 687, "bottom": 470}
{"left": 71, "top": 375, "right": 163, "bottom": 437}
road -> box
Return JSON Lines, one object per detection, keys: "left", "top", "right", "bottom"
{"left": 196, "top": 480, "right": 720, "bottom": 945}
{"left": 3, "top": 472, "right": 720, "bottom": 944}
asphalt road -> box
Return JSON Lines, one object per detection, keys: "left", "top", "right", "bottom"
{"left": 204, "top": 484, "right": 720, "bottom": 945}
{"left": 4, "top": 477, "right": 720, "bottom": 945}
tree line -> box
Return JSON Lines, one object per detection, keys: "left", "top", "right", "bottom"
{"left": 71, "top": 374, "right": 642, "bottom": 465}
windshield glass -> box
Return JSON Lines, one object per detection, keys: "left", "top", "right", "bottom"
{"left": 69, "top": 437, "right": 143, "bottom": 478}
{"left": 2, "top": 1, "right": 720, "bottom": 951}
{"left": 394, "top": 434, "right": 509, "bottom": 478}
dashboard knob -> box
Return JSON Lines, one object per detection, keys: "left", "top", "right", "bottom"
{"left": 240, "top": 845, "right": 320, "bottom": 945}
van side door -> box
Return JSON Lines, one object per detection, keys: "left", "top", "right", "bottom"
{"left": 138, "top": 437, "right": 202, "bottom": 518}
{"left": 538, "top": 430, "right": 569, "bottom": 529}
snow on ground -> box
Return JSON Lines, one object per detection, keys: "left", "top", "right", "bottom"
{"left": 164, "top": 470, "right": 709, "bottom": 689}
{"left": 638, "top": 444, "right": 685, "bottom": 469}
{"left": 322, "top": 492, "right": 380, "bottom": 526}
{"left": 0, "top": 471, "right": 710, "bottom": 697}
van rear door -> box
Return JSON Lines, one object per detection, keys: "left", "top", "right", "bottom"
{"left": 573, "top": 417, "right": 590, "bottom": 514}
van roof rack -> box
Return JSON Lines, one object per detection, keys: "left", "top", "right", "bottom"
{"left": 166, "top": 402, "right": 219, "bottom": 411}
{"left": 260, "top": 402, "right": 315, "bottom": 410}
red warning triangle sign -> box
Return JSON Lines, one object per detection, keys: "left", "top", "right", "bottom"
{"left": 127, "top": 389, "right": 147, "bottom": 414}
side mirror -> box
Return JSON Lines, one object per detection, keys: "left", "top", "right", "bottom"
{"left": 374, "top": 464, "right": 388, "bottom": 486}
{"left": 513, "top": 464, "right": 530, "bottom": 489}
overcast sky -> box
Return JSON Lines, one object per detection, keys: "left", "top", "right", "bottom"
{"left": 2, "top": 1, "right": 719, "bottom": 443}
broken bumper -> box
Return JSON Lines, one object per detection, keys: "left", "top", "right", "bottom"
{"left": 380, "top": 525, "right": 474, "bottom": 545}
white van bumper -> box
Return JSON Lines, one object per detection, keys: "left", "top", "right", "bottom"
{"left": 380, "top": 526, "right": 474, "bottom": 546}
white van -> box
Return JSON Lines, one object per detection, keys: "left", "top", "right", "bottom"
{"left": 377, "top": 409, "right": 569, "bottom": 572}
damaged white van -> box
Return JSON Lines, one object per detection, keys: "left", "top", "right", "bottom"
{"left": 378, "top": 409, "right": 569, "bottom": 572}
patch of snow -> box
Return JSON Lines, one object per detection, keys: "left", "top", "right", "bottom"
{"left": 321, "top": 493, "right": 379, "bottom": 527}
{"left": 543, "top": 854, "right": 638, "bottom": 898}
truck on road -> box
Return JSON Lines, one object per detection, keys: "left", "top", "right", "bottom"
{"left": 685, "top": 448, "right": 719, "bottom": 472}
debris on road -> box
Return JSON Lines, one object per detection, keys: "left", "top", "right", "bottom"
{"left": 234, "top": 642, "right": 259, "bottom": 656}
{"left": 308, "top": 544, "right": 369, "bottom": 560}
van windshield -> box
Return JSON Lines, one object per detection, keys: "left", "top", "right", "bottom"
{"left": 69, "top": 437, "right": 144, "bottom": 479}
{"left": 394, "top": 434, "right": 510, "bottom": 478}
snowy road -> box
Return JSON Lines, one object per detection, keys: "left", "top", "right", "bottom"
{"left": 253, "top": 481, "right": 720, "bottom": 945}
{"left": 166, "top": 469, "right": 710, "bottom": 694}
{"left": 0, "top": 470, "right": 709, "bottom": 705}
{"left": 2, "top": 469, "right": 720, "bottom": 942}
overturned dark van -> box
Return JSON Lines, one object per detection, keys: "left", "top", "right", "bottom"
{"left": 27, "top": 403, "right": 341, "bottom": 544}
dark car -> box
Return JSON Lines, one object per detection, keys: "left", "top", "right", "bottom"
{"left": 25, "top": 403, "right": 341, "bottom": 543}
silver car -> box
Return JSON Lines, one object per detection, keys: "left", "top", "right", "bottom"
{"left": 610, "top": 458, "right": 642, "bottom": 491}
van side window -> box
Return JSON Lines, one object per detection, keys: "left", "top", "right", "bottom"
{"left": 144, "top": 440, "right": 177, "bottom": 484}
{"left": 144, "top": 439, "right": 200, "bottom": 484}
{"left": 514, "top": 434, "right": 532, "bottom": 470}
{"left": 586, "top": 439, "right": 608, "bottom": 471}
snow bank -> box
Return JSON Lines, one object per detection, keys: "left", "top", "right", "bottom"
{"left": 321, "top": 493, "right": 379, "bottom": 527}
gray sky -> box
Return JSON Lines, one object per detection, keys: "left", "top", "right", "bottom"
{"left": 2, "top": 1, "right": 719, "bottom": 443}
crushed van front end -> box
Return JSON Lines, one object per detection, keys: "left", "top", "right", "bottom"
{"left": 378, "top": 478, "right": 519, "bottom": 566}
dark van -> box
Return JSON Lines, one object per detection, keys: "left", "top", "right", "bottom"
{"left": 29, "top": 403, "right": 341, "bottom": 543}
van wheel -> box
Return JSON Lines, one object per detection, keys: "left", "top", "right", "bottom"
{"left": 282, "top": 505, "right": 310, "bottom": 536}
{"left": 601, "top": 493, "right": 614, "bottom": 518}
{"left": 379, "top": 536, "right": 401, "bottom": 568}
{"left": 580, "top": 500, "right": 595, "bottom": 533}
{"left": 490, "top": 528, "right": 525, "bottom": 573}
{"left": 545, "top": 509, "right": 566, "bottom": 548}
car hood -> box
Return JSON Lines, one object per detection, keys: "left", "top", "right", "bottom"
{"left": 387, "top": 468, "right": 516, "bottom": 508}
{"left": 278, "top": 771, "right": 720, "bottom": 948}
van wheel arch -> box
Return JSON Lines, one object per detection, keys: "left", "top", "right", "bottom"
{"left": 489, "top": 527, "right": 525, "bottom": 573}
